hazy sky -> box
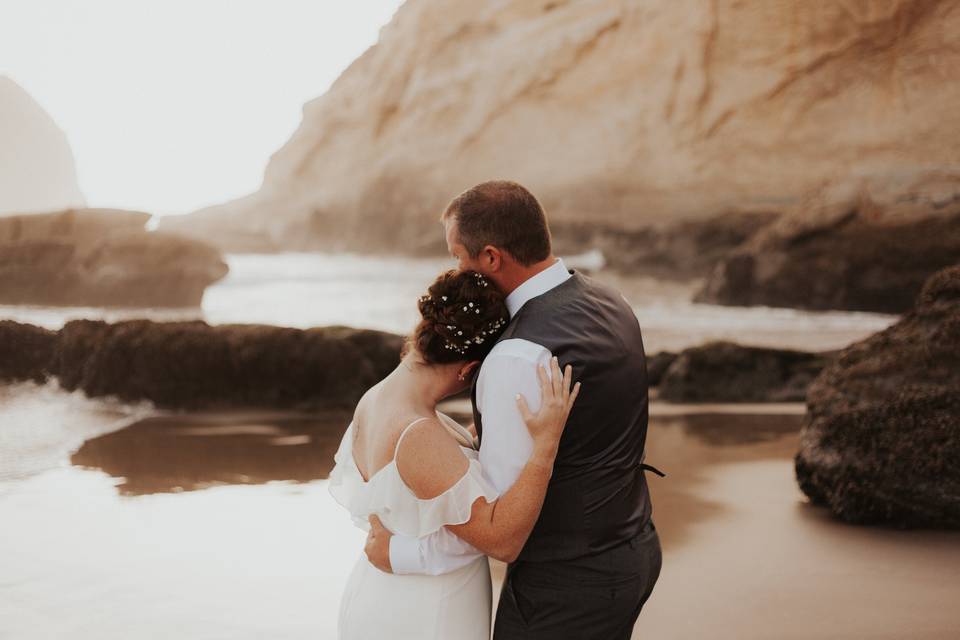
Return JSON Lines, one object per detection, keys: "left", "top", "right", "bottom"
{"left": 0, "top": 0, "right": 405, "bottom": 216}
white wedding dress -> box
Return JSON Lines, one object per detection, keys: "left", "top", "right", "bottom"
{"left": 328, "top": 412, "right": 498, "bottom": 640}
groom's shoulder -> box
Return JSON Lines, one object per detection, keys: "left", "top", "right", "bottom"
{"left": 576, "top": 270, "right": 629, "bottom": 302}
{"left": 485, "top": 337, "right": 550, "bottom": 364}
{"left": 571, "top": 273, "right": 635, "bottom": 318}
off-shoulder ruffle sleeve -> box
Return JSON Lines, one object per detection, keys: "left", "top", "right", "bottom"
{"left": 328, "top": 422, "right": 499, "bottom": 537}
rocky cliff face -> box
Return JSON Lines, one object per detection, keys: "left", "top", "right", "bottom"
{"left": 159, "top": 0, "right": 960, "bottom": 257}
{"left": 0, "top": 76, "right": 85, "bottom": 215}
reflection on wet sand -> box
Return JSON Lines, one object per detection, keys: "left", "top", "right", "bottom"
{"left": 642, "top": 412, "right": 803, "bottom": 552}
{"left": 70, "top": 410, "right": 352, "bottom": 495}
{"left": 69, "top": 406, "right": 803, "bottom": 556}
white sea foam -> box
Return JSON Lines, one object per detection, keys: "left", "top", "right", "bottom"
{"left": 0, "top": 381, "right": 154, "bottom": 486}
{"left": 0, "top": 252, "right": 897, "bottom": 352}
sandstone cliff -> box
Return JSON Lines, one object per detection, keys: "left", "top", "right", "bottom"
{"left": 159, "top": 0, "right": 960, "bottom": 258}
{"left": 0, "top": 76, "right": 86, "bottom": 215}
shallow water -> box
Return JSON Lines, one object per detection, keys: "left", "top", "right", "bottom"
{"left": 0, "top": 252, "right": 896, "bottom": 353}
{"left": 1, "top": 391, "right": 957, "bottom": 640}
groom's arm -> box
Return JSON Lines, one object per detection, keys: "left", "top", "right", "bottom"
{"left": 386, "top": 340, "right": 551, "bottom": 575}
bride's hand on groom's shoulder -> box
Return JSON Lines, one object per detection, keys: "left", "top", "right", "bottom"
{"left": 516, "top": 356, "right": 580, "bottom": 461}
{"left": 365, "top": 515, "right": 393, "bottom": 573}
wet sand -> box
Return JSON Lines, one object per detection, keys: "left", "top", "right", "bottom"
{"left": 631, "top": 413, "right": 960, "bottom": 639}
{"left": 1, "top": 405, "right": 958, "bottom": 639}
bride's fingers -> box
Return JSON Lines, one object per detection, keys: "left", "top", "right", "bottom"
{"left": 550, "top": 357, "right": 563, "bottom": 398}
{"left": 516, "top": 393, "right": 533, "bottom": 423}
{"left": 562, "top": 364, "right": 573, "bottom": 399}
{"left": 537, "top": 363, "right": 550, "bottom": 400}
{"left": 567, "top": 381, "right": 582, "bottom": 412}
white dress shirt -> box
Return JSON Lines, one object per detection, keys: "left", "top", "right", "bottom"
{"left": 388, "top": 258, "right": 572, "bottom": 575}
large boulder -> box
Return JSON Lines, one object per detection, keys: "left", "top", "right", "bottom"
{"left": 0, "top": 209, "right": 228, "bottom": 307}
{"left": 0, "top": 76, "right": 85, "bottom": 214}
{"left": 696, "top": 175, "right": 960, "bottom": 312}
{"left": 56, "top": 319, "right": 404, "bottom": 410}
{"left": 794, "top": 265, "right": 960, "bottom": 528}
{"left": 657, "top": 341, "right": 831, "bottom": 403}
{"left": 159, "top": 0, "right": 960, "bottom": 259}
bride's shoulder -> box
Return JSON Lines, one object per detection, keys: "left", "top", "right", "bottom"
{"left": 395, "top": 417, "right": 469, "bottom": 500}
{"left": 354, "top": 380, "right": 383, "bottom": 410}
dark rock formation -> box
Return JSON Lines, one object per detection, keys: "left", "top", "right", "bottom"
{"left": 56, "top": 319, "right": 404, "bottom": 411}
{"left": 0, "top": 209, "right": 228, "bottom": 307}
{"left": 657, "top": 341, "right": 832, "bottom": 403}
{"left": 646, "top": 351, "right": 678, "bottom": 387}
{"left": 795, "top": 265, "right": 960, "bottom": 528}
{"left": 697, "top": 184, "right": 960, "bottom": 313}
{"left": 0, "top": 320, "right": 58, "bottom": 383}
{"left": 554, "top": 211, "right": 778, "bottom": 279}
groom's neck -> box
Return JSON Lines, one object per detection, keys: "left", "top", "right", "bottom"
{"left": 496, "top": 255, "right": 559, "bottom": 296}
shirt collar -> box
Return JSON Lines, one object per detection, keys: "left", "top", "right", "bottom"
{"left": 505, "top": 257, "right": 572, "bottom": 317}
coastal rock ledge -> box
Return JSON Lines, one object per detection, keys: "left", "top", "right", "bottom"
{"left": 656, "top": 342, "right": 831, "bottom": 403}
{"left": 795, "top": 265, "right": 960, "bottom": 528}
{"left": 1, "top": 319, "right": 403, "bottom": 411}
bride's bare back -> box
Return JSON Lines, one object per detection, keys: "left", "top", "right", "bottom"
{"left": 349, "top": 381, "right": 428, "bottom": 483}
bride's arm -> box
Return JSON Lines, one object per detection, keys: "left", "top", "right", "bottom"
{"left": 396, "top": 357, "right": 579, "bottom": 563}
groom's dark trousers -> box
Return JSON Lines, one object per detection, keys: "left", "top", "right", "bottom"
{"left": 493, "top": 519, "right": 662, "bottom": 640}
{"left": 471, "top": 269, "right": 664, "bottom": 640}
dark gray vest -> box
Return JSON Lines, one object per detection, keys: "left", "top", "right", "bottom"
{"left": 471, "top": 269, "right": 658, "bottom": 563}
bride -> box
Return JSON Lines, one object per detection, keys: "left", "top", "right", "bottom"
{"left": 328, "top": 268, "right": 580, "bottom": 640}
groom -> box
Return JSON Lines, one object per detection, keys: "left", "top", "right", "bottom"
{"left": 365, "top": 180, "right": 663, "bottom": 639}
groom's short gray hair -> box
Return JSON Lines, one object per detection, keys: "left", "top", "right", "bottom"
{"left": 441, "top": 180, "right": 552, "bottom": 266}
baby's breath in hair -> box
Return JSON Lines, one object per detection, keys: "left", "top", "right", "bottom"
{"left": 405, "top": 270, "right": 510, "bottom": 364}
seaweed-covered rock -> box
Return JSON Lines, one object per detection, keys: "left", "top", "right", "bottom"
{"left": 795, "top": 265, "right": 960, "bottom": 527}
{"left": 0, "top": 320, "right": 58, "bottom": 383}
{"left": 658, "top": 341, "right": 831, "bottom": 402}
{"left": 646, "top": 351, "right": 678, "bottom": 387}
{"left": 54, "top": 319, "right": 404, "bottom": 410}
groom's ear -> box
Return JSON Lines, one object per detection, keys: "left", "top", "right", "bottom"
{"left": 480, "top": 245, "right": 503, "bottom": 272}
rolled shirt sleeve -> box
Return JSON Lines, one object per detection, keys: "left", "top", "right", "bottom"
{"left": 387, "top": 339, "right": 553, "bottom": 575}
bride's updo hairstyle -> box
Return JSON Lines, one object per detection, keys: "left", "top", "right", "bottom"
{"left": 403, "top": 270, "right": 510, "bottom": 364}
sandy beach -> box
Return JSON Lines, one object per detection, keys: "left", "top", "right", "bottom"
{"left": 2, "top": 399, "right": 958, "bottom": 639}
